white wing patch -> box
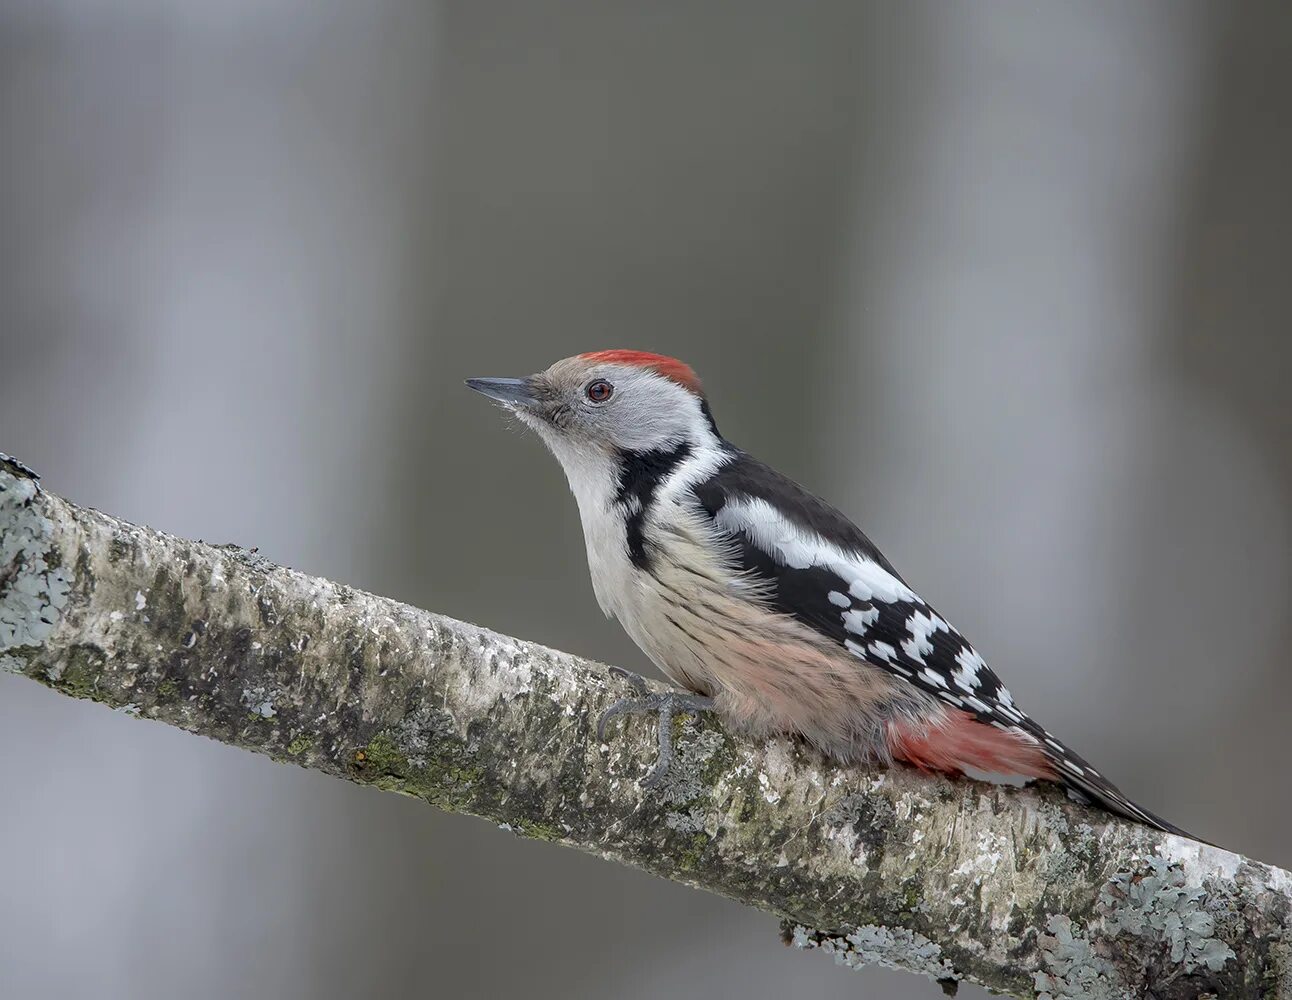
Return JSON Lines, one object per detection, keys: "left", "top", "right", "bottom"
{"left": 847, "top": 567, "right": 921, "bottom": 606}
{"left": 715, "top": 497, "right": 922, "bottom": 602}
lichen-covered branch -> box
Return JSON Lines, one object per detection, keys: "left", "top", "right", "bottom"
{"left": 2, "top": 458, "right": 1288, "bottom": 999}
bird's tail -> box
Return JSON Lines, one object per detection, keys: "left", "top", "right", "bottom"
{"left": 888, "top": 709, "right": 1197, "bottom": 840}
{"left": 1037, "top": 737, "right": 1197, "bottom": 840}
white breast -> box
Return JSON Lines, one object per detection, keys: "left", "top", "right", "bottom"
{"left": 545, "top": 440, "right": 636, "bottom": 620}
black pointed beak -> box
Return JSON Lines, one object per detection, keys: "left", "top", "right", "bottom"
{"left": 464, "top": 377, "right": 536, "bottom": 407}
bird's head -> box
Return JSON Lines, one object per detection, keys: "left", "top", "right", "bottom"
{"left": 466, "top": 351, "right": 719, "bottom": 464}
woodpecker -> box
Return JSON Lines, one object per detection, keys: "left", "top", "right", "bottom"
{"left": 467, "top": 350, "right": 1188, "bottom": 836}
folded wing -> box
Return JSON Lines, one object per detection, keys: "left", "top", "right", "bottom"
{"left": 692, "top": 450, "right": 1187, "bottom": 835}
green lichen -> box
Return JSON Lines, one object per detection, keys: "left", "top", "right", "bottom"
{"left": 156, "top": 678, "right": 179, "bottom": 700}
{"left": 514, "top": 819, "right": 563, "bottom": 842}
{"left": 676, "top": 831, "right": 712, "bottom": 872}
{"left": 358, "top": 731, "right": 407, "bottom": 774}
{"left": 50, "top": 651, "right": 106, "bottom": 702}
{"left": 900, "top": 880, "right": 923, "bottom": 917}
{"left": 286, "top": 734, "right": 313, "bottom": 757}
{"left": 352, "top": 726, "right": 485, "bottom": 809}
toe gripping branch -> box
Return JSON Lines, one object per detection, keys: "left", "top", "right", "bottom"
{"left": 597, "top": 667, "right": 715, "bottom": 789}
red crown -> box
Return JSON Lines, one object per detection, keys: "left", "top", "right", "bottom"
{"left": 579, "top": 350, "right": 703, "bottom": 396}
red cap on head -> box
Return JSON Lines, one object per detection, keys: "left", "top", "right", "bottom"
{"left": 579, "top": 350, "right": 703, "bottom": 397}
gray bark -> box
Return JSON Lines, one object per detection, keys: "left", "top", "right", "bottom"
{"left": 2, "top": 457, "right": 1289, "bottom": 999}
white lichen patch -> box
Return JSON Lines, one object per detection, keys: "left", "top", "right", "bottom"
{"left": 241, "top": 686, "right": 277, "bottom": 719}
{"left": 0, "top": 654, "right": 23, "bottom": 675}
{"left": 1036, "top": 856, "right": 1239, "bottom": 999}
{"left": 1099, "top": 856, "right": 1235, "bottom": 973}
{"left": 664, "top": 806, "right": 706, "bottom": 834}
{"left": 653, "top": 728, "right": 724, "bottom": 807}
{"left": 950, "top": 829, "right": 1006, "bottom": 882}
{"left": 793, "top": 923, "right": 960, "bottom": 987}
{"left": 1035, "top": 914, "right": 1120, "bottom": 1000}
{"left": 0, "top": 473, "right": 72, "bottom": 651}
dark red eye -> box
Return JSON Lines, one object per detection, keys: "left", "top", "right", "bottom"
{"left": 586, "top": 379, "right": 614, "bottom": 402}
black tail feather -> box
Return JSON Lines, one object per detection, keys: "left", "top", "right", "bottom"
{"left": 1031, "top": 730, "right": 1201, "bottom": 842}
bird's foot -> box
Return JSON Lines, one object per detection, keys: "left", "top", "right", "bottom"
{"left": 597, "top": 679, "right": 715, "bottom": 789}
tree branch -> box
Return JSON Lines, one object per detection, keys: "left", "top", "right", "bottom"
{"left": 2, "top": 459, "right": 1288, "bottom": 998}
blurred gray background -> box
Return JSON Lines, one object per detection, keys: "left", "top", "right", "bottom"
{"left": 2, "top": 2, "right": 1289, "bottom": 998}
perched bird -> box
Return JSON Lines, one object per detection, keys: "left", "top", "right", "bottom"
{"left": 467, "top": 350, "right": 1187, "bottom": 835}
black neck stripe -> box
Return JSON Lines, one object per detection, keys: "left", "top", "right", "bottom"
{"left": 614, "top": 441, "right": 693, "bottom": 569}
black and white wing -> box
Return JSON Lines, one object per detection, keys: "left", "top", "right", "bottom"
{"left": 692, "top": 449, "right": 1186, "bottom": 835}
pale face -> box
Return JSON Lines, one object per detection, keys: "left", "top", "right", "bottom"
{"left": 467, "top": 355, "right": 712, "bottom": 458}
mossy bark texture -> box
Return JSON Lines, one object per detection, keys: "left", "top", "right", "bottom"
{"left": 2, "top": 460, "right": 1289, "bottom": 998}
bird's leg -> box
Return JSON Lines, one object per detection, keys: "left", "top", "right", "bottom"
{"left": 597, "top": 679, "right": 715, "bottom": 788}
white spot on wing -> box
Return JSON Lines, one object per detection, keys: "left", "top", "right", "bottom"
{"left": 842, "top": 606, "right": 879, "bottom": 635}
{"left": 828, "top": 591, "right": 850, "bottom": 608}
{"left": 902, "top": 610, "right": 950, "bottom": 664}
{"left": 952, "top": 647, "right": 986, "bottom": 691}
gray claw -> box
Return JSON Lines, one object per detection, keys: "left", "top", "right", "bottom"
{"left": 597, "top": 690, "right": 715, "bottom": 786}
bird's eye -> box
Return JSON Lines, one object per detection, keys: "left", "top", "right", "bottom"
{"left": 585, "top": 379, "right": 614, "bottom": 403}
